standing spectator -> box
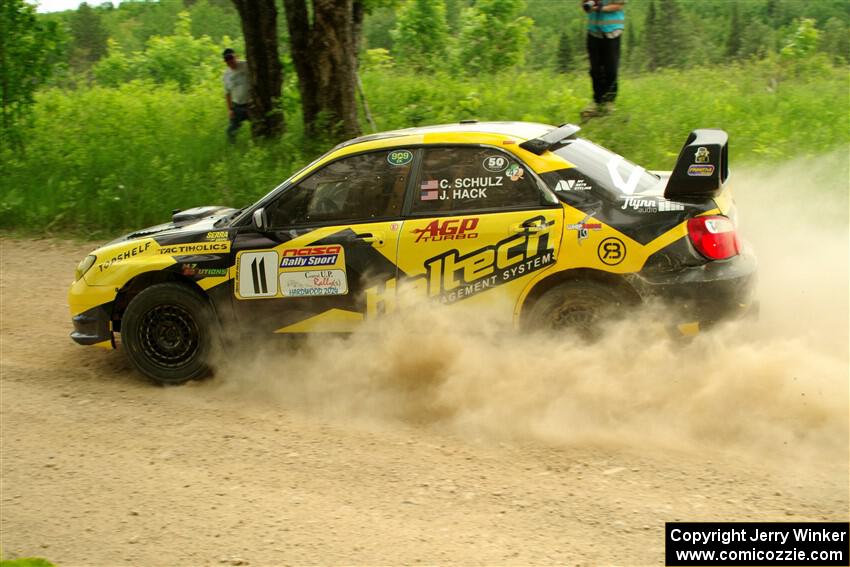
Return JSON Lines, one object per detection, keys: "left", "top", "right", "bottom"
{"left": 581, "top": 0, "right": 626, "bottom": 118}
{"left": 222, "top": 48, "right": 251, "bottom": 143}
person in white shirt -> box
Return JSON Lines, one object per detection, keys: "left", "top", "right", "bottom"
{"left": 222, "top": 48, "right": 251, "bottom": 143}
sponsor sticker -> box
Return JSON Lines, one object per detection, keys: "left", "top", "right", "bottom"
{"left": 159, "top": 242, "right": 231, "bottom": 255}
{"left": 657, "top": 199, "right": 686, "bottom": 212}
{"left": 205, "top": 231, "right": 229, "bottom": 241}
{"left": 181, "top": 263, "right": 228, "bottom": 277}
{"left": 281, "top": 270, "right": 348, "bottom": 297}
{"left": 566, "top": 213, "right": 602, "bottom": 244}
{"left": 482, "top": 155, "right": 509, "bottom": 172}
{"left": 620, "top": 196, "right": 686, "bottom": 213}
{"left": 505, "top": 164, "right": 524, "bottom": 182}
{"left": 555, "top": 179, "right": 592, "bottom": 192}
{"left": 97, "top": 241, "right": 152, "bottom": 272}
{"left": 387, "top": 149, "right": 413, "bottom": 166}
{"left": 279, "top": 245, "right": 342, "bottom": 268}
{"left": 694, "top": 146, "right": 710, "bottom": 163}
{"left": 597, "top": 237, "right": 626, "bottom": 266}
{"left": 236, "top": 246, "right": 347, "bottom": 299}
{"left": 414, "top": 215, "right": 556, "bottom": 304}
{"left": 687, "top": 164, "right": 715, "bottom": 177}
{"left": 412, "top": 218, "right": 478, "bottom": 243}
{"left": 237, "top": 251, "right": 279, "bottom": 298}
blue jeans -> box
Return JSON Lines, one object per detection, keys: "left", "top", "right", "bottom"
{"left": 227, "top": 103, "right": 251, "bottom": 143}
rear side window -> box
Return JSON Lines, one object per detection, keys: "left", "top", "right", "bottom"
{"left": 265, "top": 151, "right": 410, "bottom": 226}
{"left": 412, "top": 147, "right": 544, "bottom": 214}
{"left": 552, "top": 139, "right": 661, "bottom": 196}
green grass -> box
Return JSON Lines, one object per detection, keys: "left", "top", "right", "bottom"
{"left": 0, "top": 558, "right": 56, "bottom": 567}
{"left": 1, "top": 60, "right": 847, "bottom": 235}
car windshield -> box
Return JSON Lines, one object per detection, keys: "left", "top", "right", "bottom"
{"left": 553, "top": 139, "right": 661, "bottom": 196}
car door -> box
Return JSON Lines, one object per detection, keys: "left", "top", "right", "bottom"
{"left": 396, "top": 145, "right": 563, "bottom": 324}
{"left": 229, "top": 149, "right": 412, "bottom": 334}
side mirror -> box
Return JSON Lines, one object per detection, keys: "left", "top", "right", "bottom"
{"left": 252, "top": 208, "right": 268, "bottom": 232}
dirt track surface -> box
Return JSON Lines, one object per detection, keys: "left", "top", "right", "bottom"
{"left": 1, "top": 225, "right": 848, "bottom": 565}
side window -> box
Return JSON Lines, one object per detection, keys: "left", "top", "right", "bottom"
{"left": 412, "top": 147, "right": 544, "bottom": 214}
{"left": 266, "top": 150, "right": 411, "bottom": 226}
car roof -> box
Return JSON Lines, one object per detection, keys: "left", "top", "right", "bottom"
{"left": 332, "top": 121, "right": 557, "bottom": 151}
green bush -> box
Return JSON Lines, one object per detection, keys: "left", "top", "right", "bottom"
{"left": 0, "top": 79, "right": 304, "bottom": 234}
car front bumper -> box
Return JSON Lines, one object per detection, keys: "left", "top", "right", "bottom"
{"left": 70, "top": 304, "right": 115, "bottom": 347}
{"left": 69, "top": 278, "right": 117, "bottom": 348}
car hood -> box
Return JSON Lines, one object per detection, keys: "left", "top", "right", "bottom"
{"left": 105, "top": 206, "right": 238, "bottom": 246}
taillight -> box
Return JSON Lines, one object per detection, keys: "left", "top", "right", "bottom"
{"left": 687, "top": 215, "right": 739, "bottom": 260}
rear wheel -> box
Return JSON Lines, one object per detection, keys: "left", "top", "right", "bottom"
{"left": 527, "top": 280, "right": 634, "bottom": 340}
{"left": 121, "top": 283, "right": 214, "bottom": 385}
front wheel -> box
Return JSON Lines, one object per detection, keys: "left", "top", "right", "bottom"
{"left": 526, "top": 280, "right": 635, "bottom": 340}
{"left": 121, "top": 283, "right": 215, "bottom": 385}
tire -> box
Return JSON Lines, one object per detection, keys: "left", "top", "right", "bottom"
{"left": 121, "top": 282, "right": 214, "bottom": 385}
{"left": 526, "top": 279, "right": 634, "bottom": 340}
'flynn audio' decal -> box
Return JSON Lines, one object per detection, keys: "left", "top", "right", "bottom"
{"left": 620, "top": 196, "right": 686, "bottom": 213}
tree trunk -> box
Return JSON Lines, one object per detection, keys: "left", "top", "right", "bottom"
{"left": 284, "top": 0, "right": 362, "bottom": 142}
{"left": 231, "top": 0, "right": 283, "bottom": 140}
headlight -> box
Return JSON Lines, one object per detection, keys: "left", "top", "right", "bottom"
{"left": 75, "top": 255, "right": 97, "bottom": 281}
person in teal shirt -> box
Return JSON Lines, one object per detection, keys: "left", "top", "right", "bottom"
{"left": 581, "top": 0, "right": 626, "bottom": 118}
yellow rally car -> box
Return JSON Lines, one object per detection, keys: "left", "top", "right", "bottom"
{"left": 69, "top": 122, "right": 756, "bottom": 384}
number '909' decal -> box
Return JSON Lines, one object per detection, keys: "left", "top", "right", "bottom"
{"left": 387, "top": 150, "right": 413, "bottom": 166}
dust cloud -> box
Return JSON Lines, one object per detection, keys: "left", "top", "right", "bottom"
{"left": 213, "top": 153, "right": 849, "bottom": 466}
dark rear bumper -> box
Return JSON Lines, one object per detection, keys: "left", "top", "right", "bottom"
{"left": 633, "top": 252, "right": 757, "bottom": 324}
{"left": 70, "top": 305, "right": 113, "bottom": 346}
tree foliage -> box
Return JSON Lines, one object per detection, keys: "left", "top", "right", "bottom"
{"left": 391, "top": 0, "right": 450, "bottom": 71}
{"left": 556, "top": 30, "right": 573, "bottom": 74}
{"left": 725, "top": 1, "right": 742, "bottom": 59}
{"left": 457, "top": 0, "right": 533, "bottom": 74}
{"left": 781, "top": 18, "right": 820, "bottom": 60}
{"left": 69, "top": 2, "right": 109, "bottom": 71}
{"left": 93, "top": 12, "right": 222, "bottom": 90}
{"left": 0, "top": 0, "right": 64, "bottom": 148}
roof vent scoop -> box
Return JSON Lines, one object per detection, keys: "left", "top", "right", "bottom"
{"left": 519, "top": 123, "right": 581, "bottom": 155}
{"left": 664, "top": 129, "right": 729, "bottom": 199}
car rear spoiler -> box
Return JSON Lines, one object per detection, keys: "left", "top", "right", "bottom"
{"left": 664, "top": 129, "right": 729, "bottom": 199}
{"left": 519, "top": 123, "right": 581, "bottom": 155}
